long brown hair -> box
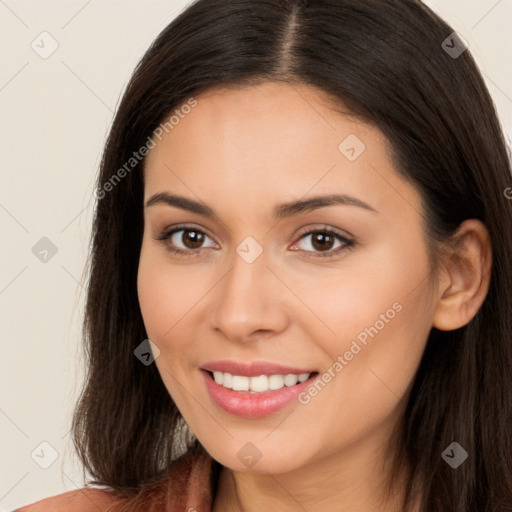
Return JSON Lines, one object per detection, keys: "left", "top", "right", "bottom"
{"left": 72, "top": 1, "right": 512, "bottom": 510}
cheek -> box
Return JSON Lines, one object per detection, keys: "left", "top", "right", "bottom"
{"left": 137, "top": 260, "right": 170, "bottom": 341}
{"left": 292, "top": 238, "right": 428, "bottom": 339}
{"left": 137, "top": 248, "right": 205, "bottom": 401}
{"left": 290, "top": 232, "right": 432, "bottom": 393}
{"left": 137, "top": 246, "right": 201, "bottom": 344}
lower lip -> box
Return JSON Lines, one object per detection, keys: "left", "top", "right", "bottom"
{"left": 201, "top": 369, "right": 318, "bottom": 418}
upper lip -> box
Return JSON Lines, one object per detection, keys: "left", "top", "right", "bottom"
{"left": 201, "top": 360, "right": 317, "bottom": 377}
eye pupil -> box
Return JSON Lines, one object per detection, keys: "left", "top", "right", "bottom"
{"left": 311, "top": 232, "right": 334, "bottom": 251}
{"left": 183, "top": 230, "right": 204, "bottom": 249}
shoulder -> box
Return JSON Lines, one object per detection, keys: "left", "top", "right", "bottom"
{"left": 14, "top": 487, "right": 120, "bottom": 512}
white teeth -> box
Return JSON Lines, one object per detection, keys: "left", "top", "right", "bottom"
{"left": 298, "top": 372, "right": 310, "bottom": 383}
{"left": 211, "top": 371, "right": 312, "bottom": 393}
{"left": 284, "top": 374, "right": 298, "bottom": 386}
{"left": 222, "top": 372, "right": 233, "bottom": 389}
{"left": 250, "top": 375, "right": 269, "bottom": 392}
{"left": 232, "top": 375, "right": 250, "bottom": 391}
{"left": 268, "top": 374, "right": 285, "bottom": 390}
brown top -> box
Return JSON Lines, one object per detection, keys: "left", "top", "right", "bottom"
{"left": 14, "top": 446, "right": 217, "bottom": 512}
{"left": 15, "top": 446, "right": 420, "bottom": 511}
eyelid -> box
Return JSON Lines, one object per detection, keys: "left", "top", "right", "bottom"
{"left": 153, "top": 223, "right": 219, "bottom": 258}
{"left": 292, "top": 224, "right": 354, "bottom": 242}
{"left": 289, "top": 224, "right": 355, "bottom": 256}
{"left": 155, "top": 223, "right": 355, "bottom": 258}
{"left": 155, "top": 223, "right": 217, "bottom": 243}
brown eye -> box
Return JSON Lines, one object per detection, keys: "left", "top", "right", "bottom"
{"left": 155, "top": 227, "right": 217, "bottom": 255}
{"left": 297, "top": 231, "right": 345, "bottom": 253}
{"left": 292, "top": 228, "right": 354, "bottom": 258}
{"left": 310, "top": 232, "right": 336, "bottom": 252}
{"left": 180, "top": 230, "right": 205, "bottom": 249}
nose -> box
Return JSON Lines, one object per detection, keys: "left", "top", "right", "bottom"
{"left": 210, "top": 244, "right": 289, "bottom": 343}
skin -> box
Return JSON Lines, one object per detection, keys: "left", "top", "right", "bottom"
{"left": 137, "top": 82, "right": 492, "bottom": 511}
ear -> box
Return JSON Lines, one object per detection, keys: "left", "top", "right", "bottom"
{"left": 432, "top": 219, "right": 492, "bottom": 331}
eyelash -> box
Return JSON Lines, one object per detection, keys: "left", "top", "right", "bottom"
{"left": 154, "top": 224, "right": 355, "bottom": 259}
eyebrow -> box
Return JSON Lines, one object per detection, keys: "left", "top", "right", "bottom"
{"left": 145, "top": 192, "right": 378, "bottom": 218}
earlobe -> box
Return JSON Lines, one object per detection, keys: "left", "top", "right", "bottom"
{"left": 432, "top": 219, "right": 492, "bottom": 332}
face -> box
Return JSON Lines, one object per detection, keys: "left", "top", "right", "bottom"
{"left": 137, "top": 82, "right": 437, "bottom": 475}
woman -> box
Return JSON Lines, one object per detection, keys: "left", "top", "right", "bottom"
{"left": 16, "top": 0, "right": 512, "bottom": 510}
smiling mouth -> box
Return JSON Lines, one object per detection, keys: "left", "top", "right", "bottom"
{"left": 204, "top": 370, "right": 319, "bottom": 394}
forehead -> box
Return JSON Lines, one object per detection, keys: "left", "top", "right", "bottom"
{"left": 147, "top": 82, "right": 373, "bottom": 165}
{"left": 142, "top": 82, "right": 421, "bottom": 222}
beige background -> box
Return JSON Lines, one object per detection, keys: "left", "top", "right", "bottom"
{"left": 1, "top": 0, "right": 511, "bottom": 509}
